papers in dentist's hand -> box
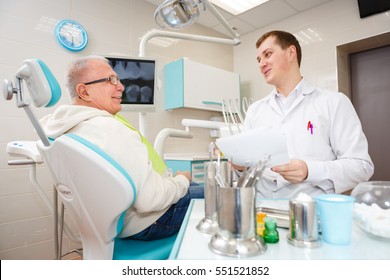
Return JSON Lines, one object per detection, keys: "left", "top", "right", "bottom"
{"left": 215, "top": 127, "right": 289, "bottom": 167}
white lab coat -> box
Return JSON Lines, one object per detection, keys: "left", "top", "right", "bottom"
{"left": 244, "top": 79, "right": 374, "bottom": 198}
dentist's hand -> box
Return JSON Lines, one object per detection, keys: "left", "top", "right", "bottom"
{"left": 271, "top": 159, "right": 308, "bottom": 184}
{"left": 230, "top": 162, "right": 247, "bottom": 172}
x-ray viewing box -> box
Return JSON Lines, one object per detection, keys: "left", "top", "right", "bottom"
{"left": 164, "top": 58, "right": 240, "bottom": 112}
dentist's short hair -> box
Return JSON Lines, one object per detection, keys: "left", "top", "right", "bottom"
{"left": 256, "top": 30, "right": 302, "bottom": 67}
{"left": 65, "top": 55, "right": 109, "bottom": 101}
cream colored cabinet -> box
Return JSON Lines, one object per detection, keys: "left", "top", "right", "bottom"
{"left": 164, "top": 58, "right": 240, "bottom": 112}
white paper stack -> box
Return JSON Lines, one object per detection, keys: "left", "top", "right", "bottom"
{"left": 216, "top": 127, "right": 289, "bottom": 167}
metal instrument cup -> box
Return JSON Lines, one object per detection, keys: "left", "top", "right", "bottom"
{"left": 196, "top": 161, "right": 223, "bottom": 234}
{"left": 287, "top": 197, "right": 321, "bottom": 248}
{"left": 208, "top": 164, "right": 267, "bottom": 257}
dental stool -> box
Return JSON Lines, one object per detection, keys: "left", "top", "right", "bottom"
{"left": 3, "top": 58, "right": 177, "bottom": 260}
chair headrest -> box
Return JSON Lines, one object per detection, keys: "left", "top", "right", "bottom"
{"left": 15, "top": 58, "right": 61, "bottom": 107}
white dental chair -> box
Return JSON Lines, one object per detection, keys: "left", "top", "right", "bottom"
{"left": 3, "top": 59, "right": 177, "bottom": 260}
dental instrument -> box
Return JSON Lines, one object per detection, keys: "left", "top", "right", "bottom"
{"left": 222, "top": 99, "right": 233, "bottom": 136}
{"left": 227, "top": 98, "right": 241, "bottom": 133}
{"left": 242, "top": 96, "right": 254, "bottom": 116}
{"left": 235, "top": 98, "right": 245, "bottom": 125}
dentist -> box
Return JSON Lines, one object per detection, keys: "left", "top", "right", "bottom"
{"left": 40, "top": 55, "right": 203, "bottom": 240}
{"left": 244, "top": 30, "right": 374, "bottom": 198}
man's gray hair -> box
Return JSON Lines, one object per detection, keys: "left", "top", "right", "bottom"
{"left": 65, "top": 55, "right": 109, "bottom": 100}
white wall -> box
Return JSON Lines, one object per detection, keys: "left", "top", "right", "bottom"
{"left": 0, "top": 0, "right": 233, "bottom": 259}
{"left": 235, "top": 0, "right": 390, "bottom": 102}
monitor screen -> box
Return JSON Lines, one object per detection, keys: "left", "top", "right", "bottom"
{"left": 357, "top": 0, "right": 390, "bottom": 18}
{"left": 105, "top": 55, "right": 157, "bottom": 112}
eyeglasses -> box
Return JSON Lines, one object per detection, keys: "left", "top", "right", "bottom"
{"left": 84, "top": 75, "right": 121, "bottom": 86}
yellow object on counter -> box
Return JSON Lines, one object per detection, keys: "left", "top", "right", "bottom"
{"left": 256, "top": 212, "right": 267, "bottom": 237}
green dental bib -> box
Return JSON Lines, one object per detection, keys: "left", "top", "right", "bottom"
{"left": 114, "top": 114, "right": 167, "bottom": 175}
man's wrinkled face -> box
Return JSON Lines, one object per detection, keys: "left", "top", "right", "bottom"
{"left": 79, "top": 60, "right": 124, "bottom": 115}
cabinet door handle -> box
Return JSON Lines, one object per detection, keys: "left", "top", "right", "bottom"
{"left": 193, "top": 166, "right": 204, "bottom": 170}
{"left": 202, "top": 101, "right": 222, "bottom": 106}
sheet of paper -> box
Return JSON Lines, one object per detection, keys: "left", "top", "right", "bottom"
{"left": 216, "top": 126, "right": 289, "bottom": 167}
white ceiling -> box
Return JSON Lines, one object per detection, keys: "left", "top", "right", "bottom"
{"left": 144, "top": 0, "right": 334, "bottom": 37}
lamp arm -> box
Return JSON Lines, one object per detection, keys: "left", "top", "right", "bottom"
{"left": 139, "top": 29, "right": 240, "bottom": 57}
{"left": 201, "top": 0, "right": 240, "bottom": 39}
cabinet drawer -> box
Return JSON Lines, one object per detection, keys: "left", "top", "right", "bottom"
{"left": 192, "top": 173, "right": 205, "bottom": 184}
{"left": 191, "top": 162, "right": 206, "bottom": 174}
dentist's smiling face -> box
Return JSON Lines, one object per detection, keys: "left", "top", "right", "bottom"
{"left": 78, "top": 59, "right": 124, "bottom": 115}
{"left": 256, "top": 36, "right": 292, "bottom": 87}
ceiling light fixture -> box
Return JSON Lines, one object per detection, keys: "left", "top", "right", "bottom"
{"left": 210, "top": 0, "right": 269, "bottom": 16}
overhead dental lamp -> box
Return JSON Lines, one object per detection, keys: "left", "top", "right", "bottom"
{"left": 154, "top": 0, "right": 202, "bottom": 30}
{"left": 152, "top": 0, "right": 240, "bottom": 40}
{"left": 138, "top": 0, "right": 240, "bottom": 139}
{"left": 140, "top": 0, "right": 240, "bottom": 59}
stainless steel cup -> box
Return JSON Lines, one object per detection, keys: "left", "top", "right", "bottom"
{"left": 287, "top": 197, "right": 321, "bottom": 248}
{"left": 209, "top": 185, "right": 266, "bottom": 257}
{"left": 217, "top": 187, "right": 255, "bottom": 239}
{"left": 196, "top": 162, "right": 220, "bottom": 234}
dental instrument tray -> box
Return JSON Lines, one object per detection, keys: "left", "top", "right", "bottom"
{"left": 256, "top": 199, "right": 290, "bottom": 228}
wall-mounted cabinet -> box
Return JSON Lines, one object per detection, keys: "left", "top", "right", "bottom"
{"left": 164, "top": 58, "right": 240, "bottom": 112}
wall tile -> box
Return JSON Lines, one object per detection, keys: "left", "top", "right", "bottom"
{"left": 0, "top": 216, "right": 53, "bottom": 251}
{"left": 0, "top": 192, "right": 52, "bottom": 224}
{"left": 0, "top": 239, "right": 55, "bottom": 260}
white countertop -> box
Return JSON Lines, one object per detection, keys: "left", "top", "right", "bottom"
{"left": 164, "top": 153, "right": 225, "bottom": 161}
{"left": 164, "top": 153, "right": 211, "bottom": 161}
{"left": 169, "top": 199, "right": 390, "bottom": 260}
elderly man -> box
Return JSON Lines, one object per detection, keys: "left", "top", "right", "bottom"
{"left": 40, "top": 55, "right": 203, "bottom": 240}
